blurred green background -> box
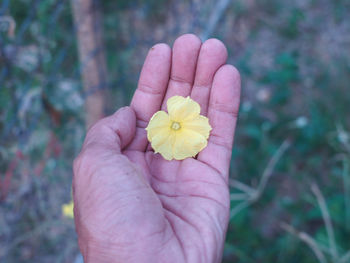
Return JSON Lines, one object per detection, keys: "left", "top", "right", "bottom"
{"left": 1, "top": 0, "right": 350, "bottom": 262}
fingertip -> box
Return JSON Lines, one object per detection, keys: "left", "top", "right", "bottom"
{"left": 192, "top": 38, "right": 228, "bottom": 90}
{"left": 169, "top": 33, "right": 202, "bottom": 83}
{"left": 215, "top": 64, "right": 241, "bottom": 92}
{"left": 211, "top": 64, "right": 241, "bottom": 115}
{"left": 90, "top": 107, "right": 135, "bottom": 150}
{"left": 145, "top": 43, "right": 172, "bottom": 68}
{"left": 173, "top": 33, "right": 202, "bottom": 47}
{"left": 115, "top": 106, "right": 136, "bottom": 145}
{"left": 116, "top": 104, "right": 136, "bottom": 121}
{"left": 114, "top": 106, "right": 135, "bottom": 118}
{"left": 201, "top": 38, "right": 228, "bottom": 60}
{"left": 149, "top": 43, "right": 171, "bottom": 57}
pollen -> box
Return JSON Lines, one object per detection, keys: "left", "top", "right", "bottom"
{"left": 171, "top": 121, "right": 181, "bottom": 130}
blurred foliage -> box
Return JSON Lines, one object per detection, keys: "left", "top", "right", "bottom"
{"left": 1, "top": 0, "right": 350, "bottom": 262}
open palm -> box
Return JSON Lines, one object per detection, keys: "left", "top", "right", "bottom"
{"left": 73, "top": 34, "right": 241, "bottom": 263}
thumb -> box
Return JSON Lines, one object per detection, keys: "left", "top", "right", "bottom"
{"left": 73, "top": 106, "right": 165, "bottom": 261}
{"left": 82, "top": 106, "right": 136, "bottom": 152}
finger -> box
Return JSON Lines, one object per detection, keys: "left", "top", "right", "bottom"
{"left": 161, "top": 34, "right": 201, "bottom": 110}
{"left": 197, "top": 65, "right": 241, "bottom": 178}
{"left": 128, "top": 44, "right": 171, "bottom": 151}
{"left": 82, "top": 107, "right": 136, "bottom": 152}
{"left": 190, "top": 39, "right": 227, "bottom": 116}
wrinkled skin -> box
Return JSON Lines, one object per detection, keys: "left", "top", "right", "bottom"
{"left": 73, "top": 34, "right": 241, "bottom": 263}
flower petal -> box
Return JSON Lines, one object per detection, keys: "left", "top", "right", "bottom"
{"left": 146, "top": 96, "right": 212, "bottom": 161}
{"left": 182, "top": 115, "right": 212, "bottom": 139}
{"left": 167, "top": 96, "right": 200, "bottom": 122}
{"left": 62, "top": 201, "right": 74, "bottom": 218}
{"left": 146, "top": 111, "right": 171, "bottom": 141}
{"left": 150, "top": 129, "right": 176, "bottom": 160}
{"left": 172, "top": 129, "right": 207, "bottom": 160}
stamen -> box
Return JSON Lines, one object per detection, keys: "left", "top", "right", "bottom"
{"left": 171, "top": 122, "right": 181, "bottom": 130}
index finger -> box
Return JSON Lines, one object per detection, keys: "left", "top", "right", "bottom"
{"left": 197, "top": 64, "right": 241, "bottom": 178}
{"left": 128, "top": 44, "right": 171, "bottom": 151}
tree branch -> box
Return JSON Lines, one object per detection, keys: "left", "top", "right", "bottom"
{"left": 71, "top": 0, "right": 107, "bottom": 128}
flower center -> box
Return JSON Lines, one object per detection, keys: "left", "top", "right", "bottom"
{"left": 171, "top": 121, "right": 181, "bottom": 130}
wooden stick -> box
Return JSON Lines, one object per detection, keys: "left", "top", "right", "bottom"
{"left": 200, "top": 0, "right": 232, "bottom": 40}
{"left": 71, "top": 0, "right": 107, "bottom": 128}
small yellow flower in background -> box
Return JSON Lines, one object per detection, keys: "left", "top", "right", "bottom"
{"left": 62, "top": 200, "right": 74, "bottom": 218}
{"left": 146, "top": 96, "right": 212, "bottom": 160}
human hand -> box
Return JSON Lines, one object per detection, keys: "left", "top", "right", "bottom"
{"left": 73, "top": 34, "right": 241, "bottom": 263}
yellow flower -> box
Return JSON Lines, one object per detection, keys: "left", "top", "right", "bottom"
{"left": 62, "top": 200, "right": 74, "bottom": 218}
{"left": 146, "top": 96, "right": 212, "bottom": 160}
